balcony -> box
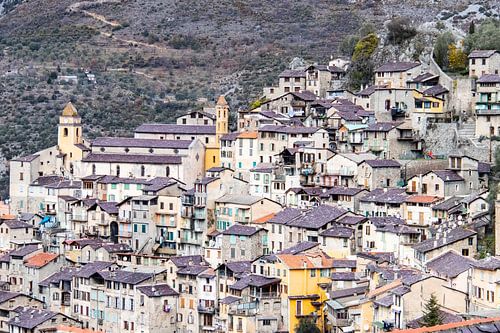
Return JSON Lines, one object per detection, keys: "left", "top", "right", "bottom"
{"left": 330, "top": 318, "right": 352, "bottom": 327}
{"left": 118, "top": 217, "right": 131, "bottom": 224}
{"left": 119, "top": 231, "right": 132, "bottom": 238}
{"left": 250, "top": 292, "right": 280, "bottom": 299}
{"left": 193, "top": 211, "right": 206, "bottom": 220}
{"left": 181, "top": 208, "right": 193, "bottom": 219}
{"left": 397, "top": 133, "right": 415, "bottom": 141}
{"left": 330, "top": 168, "right": 355, "bottom": 176}
{"left": 72, "top": 214, "right": 88, "bottom": 222}
{"left": 369, "top": 145, "right": 384, "bottom": 152}
{"left": 300, "top": 167, "right": 315, "bottom": 176}
{"left": 234, "top": 216, "right": 251, "bottom": 224}
{"left": 197, "top": 305, "right": 215, "bottom": 314}
{"left": 180, "top": 236, "right": 203, "bottom": 246}
{"left": 155, "top": 245, "right": 176, "bottom": 255}
{"left": 348, "top": 138, "right": 363, "bottom": 145}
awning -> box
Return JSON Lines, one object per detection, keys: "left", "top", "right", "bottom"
{"left": 325, "top": 299, "right": 345, "bottom": 310}
{"left": 40, "top": 216, "right": 50, "bottom": 225}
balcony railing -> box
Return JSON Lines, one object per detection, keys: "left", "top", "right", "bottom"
{"left": 118, "top": 217, "right": 131, "bottom": 224}
{"left": 197, "top": 305, "right": 215, "bottom": 314}
{"left": 119, "top": 231, "right": 132, "bottom": 238}
{"left": 180, "top": 237, "right": 203, "bottom": 246}
{"left": 369, "top": 145, "right": 384, "bottom": 152}
{"left": 193, "top": 211, "right": 206, "bottom": 220}
{"left": 72, "top": 214, "right": 87, "bottom": 222}
{"left": 300, "top": 167, "right": 315, "bottom": 176}
{"left": 234, "top": 216, "right": 250, "bottom": 224}
{"left": 251, "top": 292, "right": 280, "bottom": 299}
{"left": 330, "top": 168, "right": 355, "bottom": 176}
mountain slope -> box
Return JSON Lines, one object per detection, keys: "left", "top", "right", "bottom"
{"left": 0, "top": 0, "right": 494, "bottom": 198}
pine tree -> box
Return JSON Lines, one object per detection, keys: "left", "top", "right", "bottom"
{"left": 295, "top": 317, "right": 321, "bottom": 333}
{"left": 469, "top": 20, "right": 475, "bottom": 34}
{"left": 419, "top": 294, "right": 443, "bottom": 327}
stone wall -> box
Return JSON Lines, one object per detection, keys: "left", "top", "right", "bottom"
{"left": 429, "top": 50, "right": 475, "bottom": 116}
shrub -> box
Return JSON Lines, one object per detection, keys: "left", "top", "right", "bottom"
{"left": 387, "top": 17, "right": 417, "bottom": 44}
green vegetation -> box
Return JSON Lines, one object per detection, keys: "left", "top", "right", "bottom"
{"left": 433, "top": 32, "right": 455, "bottom": 69}
{"left": 478, "top": 234, "right": 495, "bottom": 259}
{"left": 295, "top": 318, "right": 320, "bottom": 333}
{"left": 249, "top": 97, "right": 268, "bottom": 110}
{"left": 386, "top": 17, "right": 417, "bottom": 45}
{"left": 447, "top": 44, "right": 468, "bottom": 73}
{"left": 348, "top": 33, "right": 379, "bottom": 90}
{"left": 464, "top": 19, "right": 500, "bottom": 53}
{"left": 419, "top": 294, "right": 443, "bottom": 327}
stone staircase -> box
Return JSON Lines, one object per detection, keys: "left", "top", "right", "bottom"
{"left": 457, "top": 122, "right": 475, "bottom": 140}
{"left": 457, "top": 122, "right": 488, "bottom": 150}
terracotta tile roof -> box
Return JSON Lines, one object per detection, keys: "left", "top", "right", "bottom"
{"left": 405, "top": 195, "right": 441, "bottom": 204}
{"left": 253, "top": 213, "right": 276, "bottom": 224}
{"left": 278, "top": 251, "right": 334, "bottom": 269}
{"left": 237, "top": 131, "right": 258, "bottom": 139}
{"left": 392, "top": 317, "right": 500, "bottom": 333}
{"left": 57, "top": 325, "right": 104, "bottom": 333}
{"left": 367, "top": 279, "right": 402, "bottom": 298}
{"left": 24, "top": 253, "right": 58, "bottom": 268}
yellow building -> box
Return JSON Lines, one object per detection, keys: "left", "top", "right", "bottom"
{"left": 205, "top": 95, "right": 229, "bottom": 170}
{"left": 276, "top": 250, "right": 333, "bottom": 332}
{"left": 57, "top": 102, "right": 87, "bottom": 172}
{"left": 413, "top": 90, "right": 445, "bottom": 114}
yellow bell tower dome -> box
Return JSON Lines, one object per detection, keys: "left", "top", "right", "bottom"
{"left": 57, "top": 102, "right": 84, "bottom": 171}
{"left": 215, "top": 95, "right": 229, "bottom": 144}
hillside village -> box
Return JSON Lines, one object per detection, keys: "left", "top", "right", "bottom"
{"left": 1, "top": 15, "right": 500, "bottom": 333}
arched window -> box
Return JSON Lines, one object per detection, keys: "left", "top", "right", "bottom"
{"left": 140, "top": 165, "right": 145, "bottom": 177}
{"left": 63, "top": 128, "right": 68, "bottom": 137}
{"left": 116, "top": 166, "right": 120, "bottom": 177}
{"left": 76, "top": 128, "right": 79, "bottom": 137}
{"left": 92, "top": 164, "right": 96, "bottom": 175}
{"left": 166, "top": 166, "right": 170, "bottom": 177}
